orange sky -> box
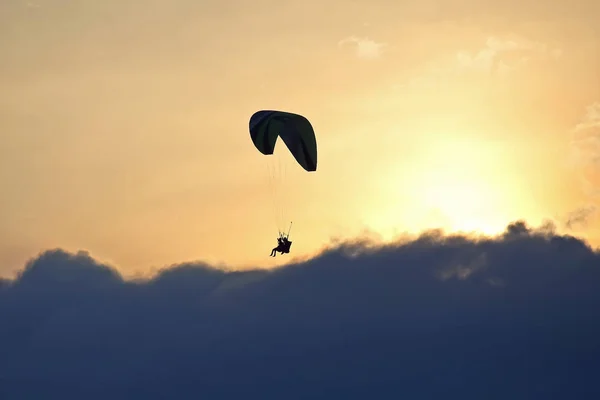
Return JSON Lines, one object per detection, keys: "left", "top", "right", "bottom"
{"left": 1, "top": 0, "right": 599, "bottom": 277}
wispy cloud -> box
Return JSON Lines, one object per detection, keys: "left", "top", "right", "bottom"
{"left": 456, "top": 36, "right": 562, "bottom": 74}
{"left": 565, "top": 206, "right": 597, "bottom": 230}
{"left": 338, "top": 36, "right": 388, "bottom": 59}
{"left": 569, "top": 102, "right": 600, "bottom": 198}
{"left": 396, "top": 34, "right": 562, "bottom": 89}
{"left": 572, "top": 102, "right": 600, "bottom": 135}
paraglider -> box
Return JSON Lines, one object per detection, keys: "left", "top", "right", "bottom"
{"left": 270, "top": 223, "right": 293, "bottom": 257}
{"left": 249, "top": 110, "right": 317, "bottom": 256}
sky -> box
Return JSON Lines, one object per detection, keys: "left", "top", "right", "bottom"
{"left": 2, "top": 2, "right": 600, "bottom": 396}
{"left": 1, "top": 222, "right": 599, "bottom": 398}
{"left": 1, "top": 0, "right": 600, "bottom": 276}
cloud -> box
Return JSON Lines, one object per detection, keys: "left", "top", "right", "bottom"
{"left": 1, "top": 221, "right": 600, "bottom": 398}
{"left": 572, "top": 102, "right": 600, "bottom": 138}
{"left": 569, "top": 102, "right": 600, "bottom": 199}
{"left": 460, "top": 35, "right": 561, "bottom": 73}
{"left": 565, "top": 206, "right": 597, "bottom": 230}
{"left": 338, "top": 36, "right": 388, "bottom": 59}
{"left": 397, "top": 34, "right": 562, "bottom": 89}
{"left": 455, "top": 35, "right": 562, "bottom": 75}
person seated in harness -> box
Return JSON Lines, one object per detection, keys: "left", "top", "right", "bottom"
{"left": 270, "top": 233, "right": 292, "bottom": 257}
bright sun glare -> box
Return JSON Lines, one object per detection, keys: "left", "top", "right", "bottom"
{"left": 420, "top": 133, "right": 517, "bottom": 233}
{"left": 419, "top": 173, "right": 504, "bottom": 235}
{"left": 370, "top": 132, "right": 518, "bottom": 239}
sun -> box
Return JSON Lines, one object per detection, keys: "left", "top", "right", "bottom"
{"left": 366, "top": 164, "right": 512, "bottom": 241}
{"left": 411, "top": 134, "right": 517, "bottom": 236}
{"left": 419, "top": 174, "right": 505, "bottom": 235}
{"left": 367, "top": 132, "right": 525, "bottom": 239}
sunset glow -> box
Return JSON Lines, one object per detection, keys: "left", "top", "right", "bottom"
{"left": 1, "top": 0, "right": 599, "bottom": 275}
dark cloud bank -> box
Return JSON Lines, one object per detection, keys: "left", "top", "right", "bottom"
{"left": 1, "top": 221, "right": 600, "bottom": 399}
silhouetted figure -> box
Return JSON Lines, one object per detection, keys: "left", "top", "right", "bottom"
{"left": 270, "top": 235, "right": 292, "bottom": 257}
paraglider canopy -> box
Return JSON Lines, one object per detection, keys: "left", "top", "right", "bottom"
{"left": 249, "top": 110, "right": 317, "bottom": 172}
{"left": 249, "top": 110, "right": 315, "bottom": 251}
